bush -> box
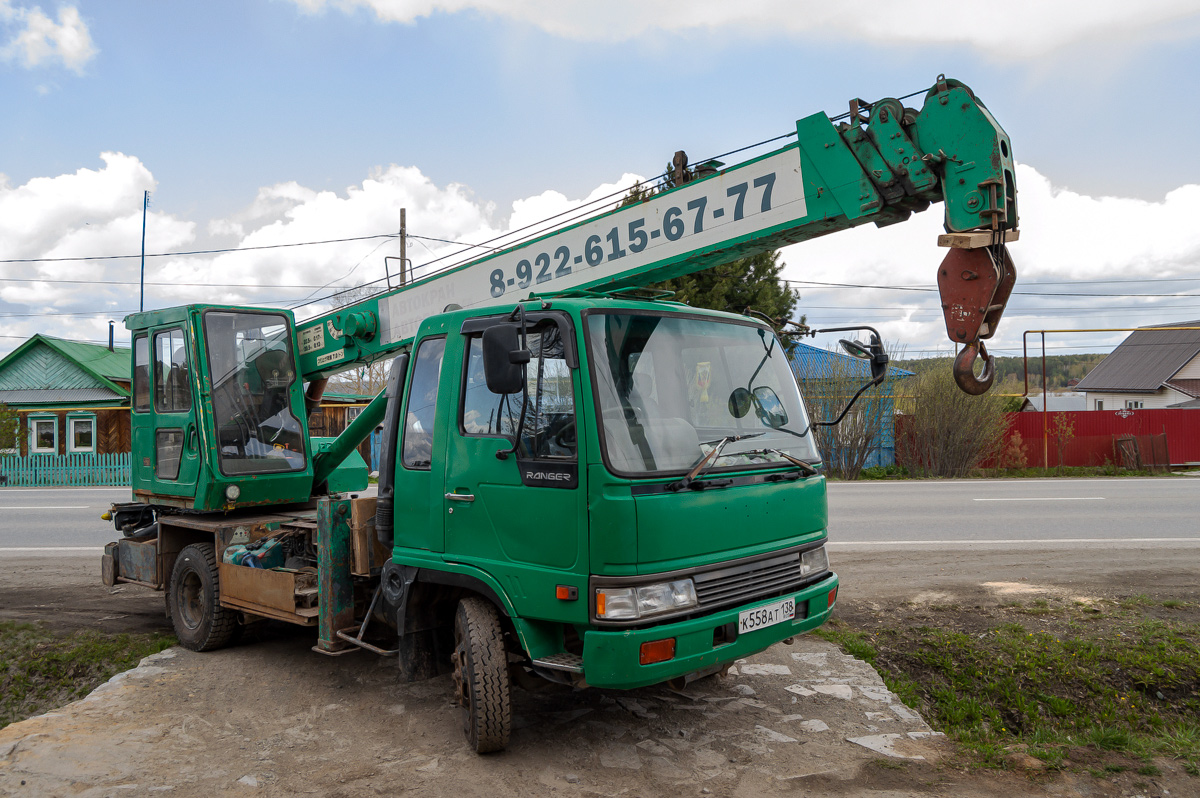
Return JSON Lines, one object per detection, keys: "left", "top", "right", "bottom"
{"left": 896, "top": 368, "right": 1008, "bottom": 478}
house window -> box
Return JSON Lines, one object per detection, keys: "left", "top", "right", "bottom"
{"left": 30, "top": 415, "right": 57, "bottom": 454}
{"left": 1124, "top": 400, "right": 1144, "bottom": 409}
{"left": 1095, "top": 400, "right": 1103, "bottom": 411}
{"left": 345, "top": 406, "right": 364, "bottom": 423}
{"left": 68, "top": 415, "right": 96, "bottom": 453}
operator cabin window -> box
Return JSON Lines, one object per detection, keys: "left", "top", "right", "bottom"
{"left": 154, "top": 328, "right": 192, "bottom": 413}
{"left": 402, "top": 337, "right": 446, "bottom": 470}
{"left": 204, "top": 311, "right": 307, "bottom": 475}
{"left": 133, "top": 334, "right": 150, "bottom": 412}
{"left": 461, "top": 325, "right": 577, "bottom": 460}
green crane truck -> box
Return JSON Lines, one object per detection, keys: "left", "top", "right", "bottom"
{"left": 101, "top": 76, "right": 1018, "bottom": 752}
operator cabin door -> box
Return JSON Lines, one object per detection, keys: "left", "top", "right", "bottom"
{"left": 140, "top": 326, "right": 201, "bottom": 497}
{"left": 444, "top": 320, "right": 586, "bottom": 592}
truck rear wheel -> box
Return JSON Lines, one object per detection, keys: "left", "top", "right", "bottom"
{"left": 168, "top": 543, "right": 237, "bottom": 652}
{"left": 451, "top": 596, "right": 512, "bottom": 753}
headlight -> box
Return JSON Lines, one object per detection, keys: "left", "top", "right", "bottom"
{"left": 800, "top": 545, "right": 829, "bottom": 575}
{"left": 225, "top": 484, "right": 241, "bottom": 501}
{"left": 596, "top": 579, "right": 698, "bottom": 621}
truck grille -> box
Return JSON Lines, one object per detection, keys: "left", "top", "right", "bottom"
{"left": 692, "top": 549, "right": 813, "bottom": 611}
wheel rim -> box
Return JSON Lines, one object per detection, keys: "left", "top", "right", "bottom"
{"left": 177, "top": 570, "right": 204, "bottom": 630}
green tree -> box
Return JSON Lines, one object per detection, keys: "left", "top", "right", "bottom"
{"left": 650, "top": 250, "right": 799, "bottom": 324}
{"left": 0, "top": 403, "right": 18, "bottom": 453}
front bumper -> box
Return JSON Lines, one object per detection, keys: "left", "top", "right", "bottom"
{"left": 580, "top": 571, "right": 838, "bottom": 689}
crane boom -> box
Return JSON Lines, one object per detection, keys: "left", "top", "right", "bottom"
{"left": 297, "top": 76, "right": 1017, "bottom": 382}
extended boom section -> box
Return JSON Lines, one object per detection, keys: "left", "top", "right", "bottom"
{"left": 298, "top": 76, "right": 1018, "bottom": 384}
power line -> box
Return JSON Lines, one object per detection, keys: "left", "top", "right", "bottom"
{"left": 784, "top": 278, "right": 1200, "bottom": 299}
{"left": 0, "top": 233, "right": 399, "bottom": 264}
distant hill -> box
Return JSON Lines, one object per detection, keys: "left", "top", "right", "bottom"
{"left": 891, "top": 353, "right": 1106, "bottom": 394}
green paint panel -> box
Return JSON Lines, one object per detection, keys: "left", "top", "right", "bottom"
{"left": 633, "top": 476, "right": 828, "bottom": 573}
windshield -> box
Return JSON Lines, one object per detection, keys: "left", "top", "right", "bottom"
{"left": 204, "top": 311, "right": 307, "bottom": 475}
{"left": 586, "top": 311, "right": 819, "bottom": 477}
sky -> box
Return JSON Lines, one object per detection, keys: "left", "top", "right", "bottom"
{"left": 2, "top": 0, "right": 1200, "bottom": 364}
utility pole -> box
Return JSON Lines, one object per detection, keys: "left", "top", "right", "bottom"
{"left": 139, "top": 191, "right": 150, "bottom": 312}
{"left": 399, "top": 208, "right": 407, "bottom": 285}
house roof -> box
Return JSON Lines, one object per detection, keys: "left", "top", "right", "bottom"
{"left": 0, "top": 335, "right": 131, "bottom": 405}
{"left": 1075, "top": 321, "right": 1200, "bottom": 395}
{"left": 788, "top": 342, "right": 914, "bottom": 381}
{"left": 1020, "top": 392, "right": 1088, "bottom": 412}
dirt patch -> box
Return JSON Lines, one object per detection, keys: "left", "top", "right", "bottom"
{"left": 2, "top": 549, "right": 1198, "bottom": 796}
{"left": 825, "top": 584, "right": 1200, "bottom": 796}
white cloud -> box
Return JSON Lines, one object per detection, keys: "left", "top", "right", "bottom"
{"left": 4, "top": 155, "right": 1200, "bottom": 361}
{"left": 779, "top": 164, "right": 1200, "bottom": 355}
{"left": 289, "top": 0, "right": 1199, "bottom": 58}
{"left": 0, "top": 2, "right": 97, "bottom": 74}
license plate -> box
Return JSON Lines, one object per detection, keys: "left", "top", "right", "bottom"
{"left": 738, "top": 597, "right": 795, "bottom": 634}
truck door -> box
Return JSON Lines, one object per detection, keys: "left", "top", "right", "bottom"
{"left": 392, "top": 335, "right": 448, "bottom": 553}
{"left": 444, "top": 320, "right": 586, "bottom": 593}
{"left": 131, "top": 325, "right": 202, "bottom": 497}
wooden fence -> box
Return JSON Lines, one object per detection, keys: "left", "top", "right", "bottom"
{"left": 0, "top": 453, "right": 131, "bottom": 487}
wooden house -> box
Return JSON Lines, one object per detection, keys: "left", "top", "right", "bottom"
{"left": 0, "top": 335, "right": 131, "bottom": 456}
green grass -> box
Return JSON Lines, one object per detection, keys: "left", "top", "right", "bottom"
{"left": 1, "top": 621, "right": 175, "bottom": 730}
{"left": 819, "top": 600, "right": 1200, "bottom": 775}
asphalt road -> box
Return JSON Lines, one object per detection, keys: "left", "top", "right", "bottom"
{"left": 0, "top": 486, "right": 131, "bottom": 549}
{"left": 828, "top": 476, "right": 1200, "bottom": 548}
{"left": 2, "top": 477, "right": 1198, "bottom": 552}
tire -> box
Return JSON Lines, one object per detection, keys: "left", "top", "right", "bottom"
{"left": 451, "top": 596, "right": 512, "bottom": 753}
{"left": 168, "top": 543, "right": 237, "bottom": 652}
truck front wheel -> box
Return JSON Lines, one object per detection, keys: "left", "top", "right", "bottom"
{"left": 168, "top": 543, "right": 237, "bottom": 651}
{"left": 451, "top": 596, "right": 512, "bottom": 753}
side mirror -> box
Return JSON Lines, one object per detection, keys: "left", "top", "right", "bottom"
{"left": 482, "top": 324, "right": 530, "bottom": 395}
{"left": 752, "top": 386, "right": 789, "bottom": 429}
{"left": 839, "top": 334, "right": 889, "bottom": 384}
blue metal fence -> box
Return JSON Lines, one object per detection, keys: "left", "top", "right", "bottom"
{"left": 0, "top": 453, "right": 131, "bottom": 487}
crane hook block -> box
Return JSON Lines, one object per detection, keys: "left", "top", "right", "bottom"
{"left": 936, "top": 243, "right": 1016, "bottom": 394}
{"left": 936, "top": 244, "right": 1016, "bottom": 346}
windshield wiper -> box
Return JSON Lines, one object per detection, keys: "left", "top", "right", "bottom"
{"left": 738, "top": 447, "right": 820, "bottom": 477}
{"left": 669, "top": 433, "right": 764, "bottom": 491}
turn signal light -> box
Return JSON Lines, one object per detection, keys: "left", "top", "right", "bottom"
{"left": 828, "top": 586, "right": 838, "bottom": 607}
{"left": 639, "top": 638, "right": 676, "bottom": 665}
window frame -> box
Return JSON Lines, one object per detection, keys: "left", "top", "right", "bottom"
{"left": 457, "top": 329, "right": 579, "bottom": 460}
{"left": 133, "top": 334, "right": 150, "bottom": 413}
{"left": 29, "top": 414, "right": 58, "bottom": 454}
{"left": 153, "top": 327, "right": 193, "bottom": 414}
{"left": 67, "top": 413, "right": 97, "bottom": 454}
{"left": 400, "top": 335, "right": 447, "bottom": 472}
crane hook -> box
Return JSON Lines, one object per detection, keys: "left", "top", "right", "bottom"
{"left": 953, "top": 340, "right": 995, "bottom": 395}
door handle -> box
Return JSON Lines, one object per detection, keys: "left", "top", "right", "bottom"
{"left": 445, "top": 493, "right": 475, "bottom": 503}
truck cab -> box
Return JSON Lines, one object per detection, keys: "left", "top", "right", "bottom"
{"left": 381, "top": 296, "right": 836, "bottom": 704}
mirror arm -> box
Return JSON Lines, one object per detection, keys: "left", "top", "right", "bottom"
{"left": 496, "top": 303, "right": 531, "bottom": 461}
{"left": 813, "top": 373, "right": 882, "bottom": 428}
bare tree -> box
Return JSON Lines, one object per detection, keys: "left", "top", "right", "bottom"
{"left": 801, "top": 355, "right": 889, "bottom": 481}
